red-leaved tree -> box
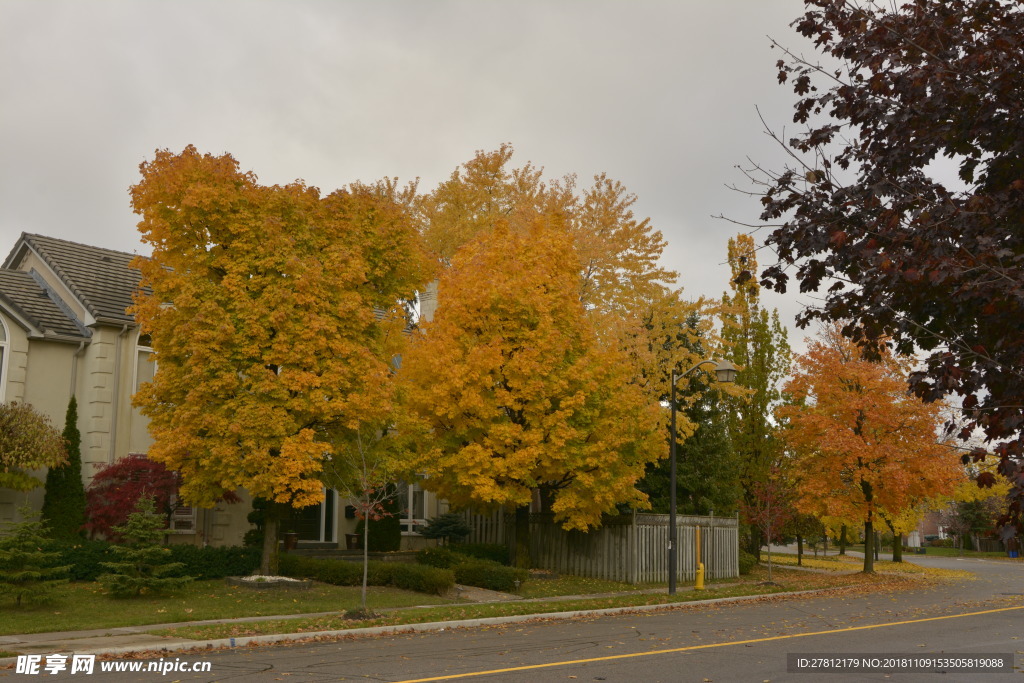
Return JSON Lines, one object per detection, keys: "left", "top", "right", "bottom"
{"left": 741, "top": 471, "right": 794, "bottom": 583}
{"left": 84, "top": 455, "right": 179, "bottom": 541}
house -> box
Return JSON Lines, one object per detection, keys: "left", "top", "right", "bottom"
{"left": 0, "top": 233, "right": 441, "bottom": 549}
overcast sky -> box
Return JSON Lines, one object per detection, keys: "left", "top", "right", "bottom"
{"left": 1, "top": 0, "right": 818, "bottom": 345}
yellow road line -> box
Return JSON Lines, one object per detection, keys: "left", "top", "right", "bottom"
{"left": 395, "top": 604, "right": 1024, "bottom": 682}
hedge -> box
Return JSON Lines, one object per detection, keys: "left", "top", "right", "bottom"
{"left": 454, "top": 559, "right": 527, "bottom": 592}
{"left": 279, "top": 554, "right": 454, "bottom": 596}
{"left": 416, "top": 546, "right": 462, "bottom": 569}
{"left": 451, "top": 543, "right": 509, "bottom": 565}
{"left": 52, "top": 542, "right": 260, "bottom": 582}
{"left": 52, "top": 540, "right": 117, "bottom": 581}
{"left": 416, "top": 547, "right": 526, "bottom": 592}
{"left": 168, "top": 545, "right": 260, "bottom": 580}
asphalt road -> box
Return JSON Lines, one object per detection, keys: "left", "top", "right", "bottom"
{"left": 13, "top": 554, "right": 1023, "bottom": 683}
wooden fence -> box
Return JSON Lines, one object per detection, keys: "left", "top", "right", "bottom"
{"left": 462, "top": 510, "right": 738, "bottom": 584}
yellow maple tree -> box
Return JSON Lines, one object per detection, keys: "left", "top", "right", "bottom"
{"left": 130, "top": 146, "right": 428, "bottom": 572}
{"left": 399, "top": 219, "right": 663, "bottom": 567}
{"left": 777, "top": 326, "right": 962, "bottom": 572}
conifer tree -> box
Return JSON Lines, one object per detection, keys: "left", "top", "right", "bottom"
{"left": 0, "top": 507, "right": 69, "bottom": 606}
{"left": 42, "top": 396, "right": 86, "bottom": 542}
{"left": 98, "top": 497, "right": 192, "bottom": 598}
{"left": 721, "top": 235, "right": 791, "bottom": 558}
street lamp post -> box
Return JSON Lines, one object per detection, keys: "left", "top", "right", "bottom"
{"left": 668, "top": 358, "right": 737, "bottom": 595}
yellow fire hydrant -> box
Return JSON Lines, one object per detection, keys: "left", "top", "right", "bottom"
{"left": 695, "top": 525, "right": 705, "bottom": 590}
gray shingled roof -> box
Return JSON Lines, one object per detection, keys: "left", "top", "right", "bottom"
{"left": 15, "top": 234, "right": 145, "bottom": 323}
{"left": 0, "top": 270, "right": 89, "bottom": 339}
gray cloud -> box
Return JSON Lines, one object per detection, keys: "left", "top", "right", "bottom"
{"left": 1, "top": 0, "right": 817, "bottom": 346}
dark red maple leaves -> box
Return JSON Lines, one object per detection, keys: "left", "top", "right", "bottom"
{"left": 758, "top": 0, "right": 1024, "bottom": 535}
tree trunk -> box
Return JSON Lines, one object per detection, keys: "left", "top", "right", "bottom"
{"left": 361, "top": 508, "right": 370, "bottom": 611}
{"left": 839, "top": 525, "right": 847, "bottom": 555}
{"left": 514, "top": 505, "right": 531, "bottom": 569}
{"left": 880, "top": 520, "right": 905, "bottom": 565}
{"left": 260, "top": 502, "right": 285, "bottom": 575}
{"left": 875, "top": 531, "right": 881, "bottom": 561}
{"left": 863, "top": 519, "right": 875, "bottom": 573}
{"left": 746, "top": 525, "right": 763, "bottom": 562}
{"left": 797, "top": 534, "right": 804, "bottom": 566}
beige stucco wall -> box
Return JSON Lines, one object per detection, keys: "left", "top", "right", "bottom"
{"left": 0, "top": 311, "right": 450, "bottom": 549}
{"left": 0, "top": 313, "right": 77, "bottom": 525}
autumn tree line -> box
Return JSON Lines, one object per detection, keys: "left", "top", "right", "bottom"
{"left": 4, "top": 0, "right": 1021, "bottom": 582}
{"left": 109, "top": 141, "right": 1000, "bottom": 576}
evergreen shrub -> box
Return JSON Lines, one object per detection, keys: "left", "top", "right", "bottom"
{"left": 451, "top": 543, "right": 509, "bottom": 565}
{"left": 453, "top": 559, "right": 527, "bottom": 592}
{"left": 0, "top": 509, "right": 70, "bottom": 606}
{"left": 738, "top": 549, "right": 757, "bottom": 575}
{"left": 41, "top": 397, "right": 86, "bottom": 542}
{"left": 168, "top": 545, "right": 260, "bottom": 580}
{"left": 279, "top": 554, "right": 454, "bottom": 595}
{"left": 53, "top": 539, "right": 116, "bottom": 581}
{"left": 415, "top": 547, "right": 461, "bottom": 569}
{"left": 354, "top": 491, "right": 402, "bottom": 552}
{"left": 98, "top": 498, "right": 193, "bottom": 598}
{"left": 418, "top": 513, "right": 471, "bottom": 545}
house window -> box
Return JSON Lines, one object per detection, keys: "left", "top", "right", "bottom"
{"left": 397, "top": 481, "right": 431, "bottom": 535}
{"left": 0, "top": 317, "right": 7, "bottom": 402}
{"left": 168, "top": 494, "right": 196, "bottom": 534}
{"left": 134, "top": 334, "right": 156, "bottom": 393}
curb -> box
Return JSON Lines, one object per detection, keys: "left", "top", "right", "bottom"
{"left": 0, "top": 587, "right": 843, "bottom": 663}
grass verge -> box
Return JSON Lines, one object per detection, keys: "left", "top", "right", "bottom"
{"left": 844, "top": 544, "right": 1008, "bottom": 559}
{"left": 768, "top": 552, "right": 972, "bottom": 579}
{"left": 150, "top": 565, "right": 949, "bottom": 641}
{"left": 0, "top": 580, "right": 454, "bottom": 636}
{"left": 516, "top": 575, "right": 654, "bottom": 598}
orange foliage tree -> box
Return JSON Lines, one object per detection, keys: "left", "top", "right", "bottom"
{"left": 777, "top": 327, "right": 962, "bottom": 573}
{"left": 130, "top": 146, "right": 428, "bottom": 573}
{"left": 399, "top": 220, "right": 663, "bottom": 567}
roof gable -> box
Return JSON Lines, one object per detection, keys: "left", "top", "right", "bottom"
{"left": 5, "top": 233, "right": 147, "bottom": 324}
{"left": 0, "top": 270, "right": 90, "bottom": 339}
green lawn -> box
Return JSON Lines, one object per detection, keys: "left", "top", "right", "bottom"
{"left": 516, "top": 575, "right": 655, "bottom": 598}
{"left": 844, "top": 544, "right": 1009, "bottom": 559}
{"left": 0, "top": 580, "right": 454, "bottom": 636}
{"left": 153, "top": 565, "right": 915, "bottom": 641}
{"left": 2, "top": 560, "right": 966, "bottom": 643}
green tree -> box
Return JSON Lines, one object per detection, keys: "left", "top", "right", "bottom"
{"left": 42, "top": 396, "right": 86, "bottom": 542}
{"left": 98, "top": 497, "right": 192, "bottom": 598}
{"left": 721, "top": 234, "right": 791, "bottom": 558}
{"left": 0, "top": 507, "right": 69, "bottom": 606}
{"left": 0, "top": 402, "right": 66, "bottom": 492}
{"left": 419, "top": 512, "right": 472, "bottom": 546}
{"left": 130, "top": 146, "right": 429, "bottom": 575}
{"left": 637, "top": 310, "right": 740, "bottom": 516}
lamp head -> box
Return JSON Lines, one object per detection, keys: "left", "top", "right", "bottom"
{"left": 714, "top": 359, "right": 738, "bottom": 384}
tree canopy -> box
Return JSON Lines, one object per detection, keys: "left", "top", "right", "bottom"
{"left": 400, "top": 220, "right": 663, "bottom": 533}
{"left": 130, "top": 146, "right": 429, "bottom": 570}
{"left": 0, "top": 402, "right": 66, "bottom": 492}
{"left": 757, "top": 0, "right": 1024, "bottom": 533}
{"left": 721, "top": 234, "right": 791, "bottom": 556}
{"left": 778, "top": 327, "right": 962, "bottom": 572}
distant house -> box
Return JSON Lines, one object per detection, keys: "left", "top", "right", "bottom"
{"left": 0, "top": 233, "right": 441, "bottom": 548}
